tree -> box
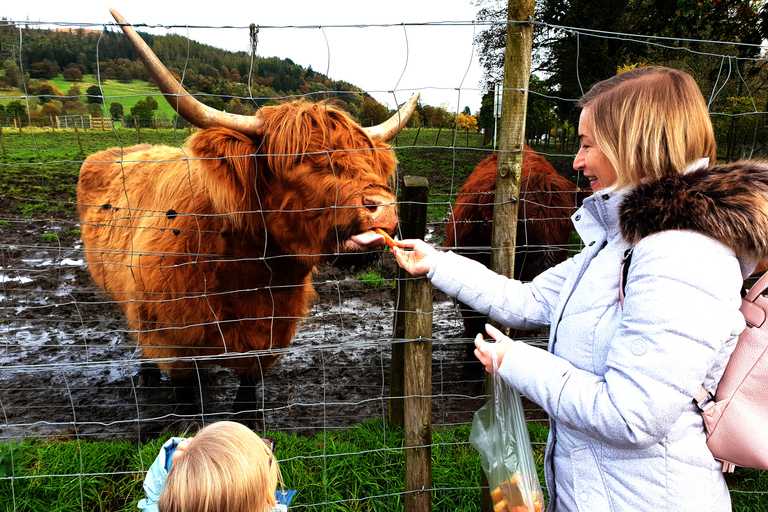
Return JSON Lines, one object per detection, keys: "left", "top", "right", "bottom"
{"left": 86, "top": 85, "right": 103, "bottom": 104}
{"left": 477, "top": 90, "right": 496, "bottom": 144}
{"left": 33, "top": 82, "right": 63, "bottom": 104}
{"left": 474, "top": 0, "right": 768, "bottom": 144}
{"left": 5, "top": 100, "right": 26, "bottom": 121}
{"left": 359, "top": 98, "right": 389, "bottom": 126}
{"left": 41, "top": 101, "right": 61, "bottom": 117}
{"left": 67, "top": 84, "right": 82, "bottom": 97}
{"left": 118, "top": 69, "right": 133, "bottom": 83}
{"left": 130, "top": 99, "right": 154, "bottom": 126}
{"left": 110, "top": 102, "right": 124, "bottom": 120}
{"left": 63, "top": 100, "right": 87, "bottom": 114}
{"left": 1, "top": 60, "right": 20, "bottom": 89}
{"left": 62, "top": 67, "right": 83, "bottom": 81}
{"left": 145, "top": 96, "right": 159, "bottom": 110}
{"left": 429, "top": 106, "right": 447, "bottom": 129}
{"left": 27, "top": 58, "right": 60, "bottom": 79}
{"left": 456, "top": 113, "right": 479, "bottom": 132}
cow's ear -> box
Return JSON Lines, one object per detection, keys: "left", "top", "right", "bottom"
{"left": 188, "top": 128, "right": 260, "bottom": 228}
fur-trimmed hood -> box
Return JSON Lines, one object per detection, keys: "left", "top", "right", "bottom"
{"left": 620, "top": 160, "right": 768, "bottom": 263}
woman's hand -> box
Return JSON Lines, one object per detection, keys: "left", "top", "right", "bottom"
{"left": 171, "top": 437, "right": 193, "bottom": 464}
{"left": 392, "top": 239, "right": 438, "bottom": 276}
{"left": 474, "top": 324, "right": 515, "bottom": 373}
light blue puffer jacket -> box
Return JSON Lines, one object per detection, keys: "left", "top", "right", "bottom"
{"left": 430, "top": 190, "right": 749, "bottom": 511}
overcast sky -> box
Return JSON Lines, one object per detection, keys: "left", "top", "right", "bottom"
{"left": 6, "top": 1, "right": 490, "bottom": 113}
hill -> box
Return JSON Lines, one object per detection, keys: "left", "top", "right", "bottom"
{"left": 0, "top": 19, "right": 380, "bottom": 123}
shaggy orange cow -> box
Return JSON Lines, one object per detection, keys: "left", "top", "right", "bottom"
{"left": 445, "top": 151, "right": 587, "bottom": 339}
{"left": 78, "top": 10, "right": 417, "bottom": 405}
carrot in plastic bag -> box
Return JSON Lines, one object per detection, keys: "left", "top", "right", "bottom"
{"left": 375, "top": 227, "right": 398, "bottom": 248}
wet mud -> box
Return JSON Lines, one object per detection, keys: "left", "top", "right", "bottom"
{"left": 0, "top": 221, "right": 511, "bottom": 441}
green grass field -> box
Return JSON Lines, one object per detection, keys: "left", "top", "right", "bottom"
{"left": 0, "top": 75, "right": 178, "bottom": 124}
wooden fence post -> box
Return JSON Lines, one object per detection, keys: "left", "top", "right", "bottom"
{"left": 482, "top": 1, "right": 536, "bottom": 511}
{"left": 492, "top": 0, "right": 535, "bottom": 318}
{"left": 389, "top": 176, "right": 432, "bottom": 512}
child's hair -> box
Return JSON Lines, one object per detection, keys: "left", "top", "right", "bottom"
{"left": 577, "top": 66, "right": 717, "bottom": 189}
{"left": 158, "top": 421, "right": 282, "bottom": 512}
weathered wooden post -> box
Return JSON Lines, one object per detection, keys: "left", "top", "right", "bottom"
{"left": 481, "top": 1, "right": 536, "bottom": 511}
{"left": 492, "top": 0, "right": 535, "bottom": 283}
{"left": 389, "top": 176, "right": 432, "bottom": 512}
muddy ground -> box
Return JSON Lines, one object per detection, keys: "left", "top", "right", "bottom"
{"left": 0, "top": 220, "right": 549, "bottom": 442}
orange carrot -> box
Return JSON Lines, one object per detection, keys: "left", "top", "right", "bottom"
{"left": 375, "top": 227, "right": 398, "bottom": 248}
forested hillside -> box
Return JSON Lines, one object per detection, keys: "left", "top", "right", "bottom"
{"left": 0, "top": 18, "right": 399, "bottom": 125}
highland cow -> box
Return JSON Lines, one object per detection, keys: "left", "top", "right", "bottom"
{"left": 445, "top": 151, "right": 586, "bottom": 339}
{"left": 78, "top": 10, "right": 418, "bottom": 405}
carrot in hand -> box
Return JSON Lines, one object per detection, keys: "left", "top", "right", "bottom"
{"left": 375, "top": 227, "right": 398, "bottom": 248}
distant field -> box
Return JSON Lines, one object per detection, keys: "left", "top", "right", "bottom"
{"left": 0, "top": 127, "right": 491, "bottom": 220}
{"left": 0, "top": 74, "right": 177, "bottom": 122}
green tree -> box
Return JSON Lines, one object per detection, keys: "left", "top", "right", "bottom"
{"left": 5, "top": 100, "right": 26, "bottom": 122}
{"left": 27, "top": 58, "right": 60, "bottom": 79}
{"left": 109, "top": 102, "right": 124, "bottom": 120}
{"left": 145, "top": 96, "right": 159, "bottom": 110}
{"left": 86, "top": 85, "right": 103, "bottom": 104}
{"left": 359, "top": 98, "right": 388, "bottom": 127}
{"left": 477, "top": 90, "right": 496, "bottom": 145}
{"left": 1, "top": 60, "right": 20, "bottom": 89}
{"left": 474, "top": 0, "right": 768, "bottom": 147}
{"left": 130, "top": 99, "right": 154, "bottom": 126}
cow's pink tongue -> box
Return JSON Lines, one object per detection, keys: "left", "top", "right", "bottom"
{"left": 350, "top": 230, "right": 385, "bottom": 247}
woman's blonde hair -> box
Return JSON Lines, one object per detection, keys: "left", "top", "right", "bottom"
{"left": 577, "top": 66, "right": 717, "bottom": 189}
{"left": 158, "top": 421, "right": 282, "bottom": 512}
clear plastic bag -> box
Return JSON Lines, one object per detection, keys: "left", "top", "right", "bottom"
{"left": 469, "top": 352, "right": 545, "bottom": 512}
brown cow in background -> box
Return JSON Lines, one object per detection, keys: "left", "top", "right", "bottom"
{"left": 445, "top": 150, "right": 586, "bottom": 341}
{"left": 77, "top": 10, "right": 418, "bottom": 409}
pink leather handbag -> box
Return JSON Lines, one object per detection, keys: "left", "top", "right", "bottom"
{"left": 694, "top": 271, "right": 768, "bottom": 472}
{"left": 622, "top": 249, "right": 768, "bottom": 472}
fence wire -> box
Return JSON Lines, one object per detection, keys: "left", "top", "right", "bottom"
{"left": 1, "top": 12, "right": 767, "bottom": 512}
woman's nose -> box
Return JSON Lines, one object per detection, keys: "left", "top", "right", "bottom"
{"left": 573, "top": 150, "right": 585, "bottom": 171}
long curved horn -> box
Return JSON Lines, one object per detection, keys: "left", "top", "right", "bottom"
{"left": 364, "top": 93, "right": 420, "bottom": 142}
{"left": 110, "top": 8, "right": 264, "bottom": 136}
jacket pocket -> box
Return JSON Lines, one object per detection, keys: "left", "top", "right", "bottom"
{"left": 571, "top": 445, "right": 614, "bottom": 512}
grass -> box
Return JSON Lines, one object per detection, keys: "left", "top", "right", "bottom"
{"left": 1, "top": 75, "right": 178, "bottom": 124}
{"left": 356, "top": 266, "right": 396, "bottom": 289}
{"left": 0, "top": 419, "right": 484, "bottom": 512}
{"left": 2, "top": 420, "right": 764, "bottom": 511}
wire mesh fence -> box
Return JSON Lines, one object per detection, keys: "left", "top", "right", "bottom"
{"left": 1, "top": 7, "right": 767, "bottom": 512}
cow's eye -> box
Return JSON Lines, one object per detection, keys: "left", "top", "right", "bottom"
{"left": 362, "top": 198, "right": 379, "bottom": 212}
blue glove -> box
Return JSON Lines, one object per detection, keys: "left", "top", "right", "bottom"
{"left": 137, "top": 437, "right": 185, "bottom": 512}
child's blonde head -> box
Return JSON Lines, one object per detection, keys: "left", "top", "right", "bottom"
{"left": 158, "top": 421, "right": 281, "bottom": 512}
{"left": 577, "top": 66, "right": 717, "bottom": 189}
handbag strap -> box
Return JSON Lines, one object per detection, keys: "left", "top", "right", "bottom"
{"left": 744, "top": 271, "right": 768, "bottom": 302}
{"left": 619, "top": 247, "right": 633, "bottom": 308}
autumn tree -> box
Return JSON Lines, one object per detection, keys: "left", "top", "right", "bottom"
{"left": 456, "top": 113, "right": 479, "bottom": 132}
{"left": 62, "top": 67, "right": 83, "bottom": 81}
{"left": 41, "top": 101, "right": 62, "bottom": 118}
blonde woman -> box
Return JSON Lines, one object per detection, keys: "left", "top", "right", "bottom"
{"left": 138, "top": 421, "right": 294, "bottom": 512}
{"left": 393, "top": 66, "right": 768, "bottom": 510}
